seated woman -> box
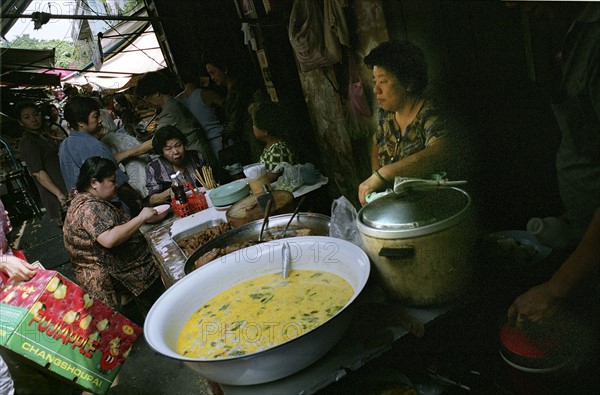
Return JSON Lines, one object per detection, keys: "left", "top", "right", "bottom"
{"left": 145, "top": 125, "right": 206, "bottom": 206}
{"left": 357, "top": 40, "right": 459, "bottom": 206}
{"left": 249, "top": 101, "right": 297, "bottom": 183}
{"left": 62, "top": 156, "right": 164, "bottom": 318}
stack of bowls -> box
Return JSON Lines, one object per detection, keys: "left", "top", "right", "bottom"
{"left": 208, "top": 181, "right": 250, "bottom": 207}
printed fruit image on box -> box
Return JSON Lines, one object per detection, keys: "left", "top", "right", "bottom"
{"left": 0, "top": 270, "right": 142, "bottom": 395}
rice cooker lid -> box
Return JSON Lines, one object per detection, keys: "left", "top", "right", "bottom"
{"left": 358, "top": 187, "right": 470, "bottom": 238}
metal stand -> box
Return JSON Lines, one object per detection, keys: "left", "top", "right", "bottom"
{"left": 0, "top": 137, "right": 43, "bottom": 222}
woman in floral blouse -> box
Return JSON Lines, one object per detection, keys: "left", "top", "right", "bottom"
{"left": 357, "top": 40, "right": 455, "bottom": 206}
{"left": 62, "top": 157, "right": 164, "bottom": 316}
{"left": 249, "top": 101, "right": 297, "bottom": 183}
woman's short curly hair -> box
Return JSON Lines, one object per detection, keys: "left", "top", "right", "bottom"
{"left": 152, "top": 125, "right": 188, "bottom": 155}
{"left": 248, "top": 101, "right": 288, "bottom": 138}
{"left": 364, "top": 40, "right": 428, "bottom": 96}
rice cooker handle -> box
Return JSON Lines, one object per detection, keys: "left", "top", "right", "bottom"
{"left": 378, "top": 246, "right": 415, "bottom": 259}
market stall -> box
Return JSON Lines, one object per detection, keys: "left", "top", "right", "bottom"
{"left": 137, "top": 175, "right": 487, "bottom": 394}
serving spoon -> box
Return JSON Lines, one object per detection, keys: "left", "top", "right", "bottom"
{"left": 258, "top": 198, "right": 273, "bottom": 242}
{"left": 282, "top": 241, "right": 291, "bottom": 278}
{"left": 278, "top": 196, "right": 306, "bottom": 239}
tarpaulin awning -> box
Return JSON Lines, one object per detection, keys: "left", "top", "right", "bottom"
{"left": 0, "top": 47, "right": 61, "bottom": 86}
{"left": 1, "top": 47, "right": 54, "bottom": 69}
{"left": 62, "top": 10, "right": 166, "bottom": 91}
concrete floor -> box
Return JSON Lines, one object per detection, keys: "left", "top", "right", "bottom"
{"left": 7, "top": 213, "right": 213, "bottom": 395}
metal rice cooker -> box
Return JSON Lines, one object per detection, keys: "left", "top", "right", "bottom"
{"left": 356, "top": 183, "right": 478, "bottom": 306}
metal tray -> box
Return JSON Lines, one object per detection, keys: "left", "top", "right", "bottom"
{"left": 170, "top": 218, "right": 227, "bottom": 258}
{"left": 184, "top": 213, "right": 330, "bottom": 275}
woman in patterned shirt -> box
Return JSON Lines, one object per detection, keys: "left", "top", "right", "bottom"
{"left": 249, "top": 101, "right": 297, "bottom": 183}
{"left": 145, "top": 125, "right": 206, "bottom": 205}
{"left": 62, "top": 157, "right": 164, "bottom": 315}
{"left": 357, "top": 40, "right": 454, "bottom": 206}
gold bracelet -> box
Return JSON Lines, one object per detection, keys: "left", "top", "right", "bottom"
{"left": 373, "top": 170, "right": 392, "bottom": 187}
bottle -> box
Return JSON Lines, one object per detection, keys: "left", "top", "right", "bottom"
{"left": 526, "top": 216, "right": 574, "bottom": 249}
{"left": 170, "top": 171, "right": 188, "bottom": 205}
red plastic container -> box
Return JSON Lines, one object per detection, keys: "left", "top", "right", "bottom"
{"left": 171, "top": 182, "right": 208, "bottom": 218}
{"left": 499, "top": 323, "right": 571, "bottom": 394}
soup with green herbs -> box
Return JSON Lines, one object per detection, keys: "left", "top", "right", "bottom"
{"left": 177, "top": 270, "right": 353, "bottom": 359}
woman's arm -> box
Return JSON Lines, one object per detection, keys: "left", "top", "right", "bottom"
{"left": 148, "top": 189, "right": 171, "bottom": 206}
{"left": 377, "top": 138, "right": 448, "bottom": 181}
{"left": 508, "top": 207, "right": 600, "bottom": 325}
{"left": 370, "top": 139, "right": 380, "bottom": 172}
{"left": 113, "top": 140, "right": 153, "bottom": 163}
{"left": 359, "top": 138, "right": 448, "bottom": 206}
{"left": 96, "top": 207, "right": 157, "bottom": 248}
{"left": 145, "top": 161, "right": 171, "bottom": 205}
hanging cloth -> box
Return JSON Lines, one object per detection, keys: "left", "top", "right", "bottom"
{"left": 323, "top": 0, "right": 350, "bottom": 62}
{"left": 288, "top": 0, "right": 341, "bottom": 72}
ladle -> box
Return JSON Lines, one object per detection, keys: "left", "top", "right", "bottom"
{"left": 282, "top": 241, "right": 291, "bottom": 278}
{"left": 258, "top": 197, "right": 273, "bottom": 242}
{"left": 278, "top": 196, "right": 306, "bottom": 239}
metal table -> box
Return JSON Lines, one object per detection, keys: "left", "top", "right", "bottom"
{"left": 142, "top": 205, "right": 451, "bottom": 395}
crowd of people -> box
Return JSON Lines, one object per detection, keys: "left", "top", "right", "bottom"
{"left": 0, "top": 58, "right": 303, "bottom": 391}
{"left": 1, "top": 57, "right": 302, "bottom": 318}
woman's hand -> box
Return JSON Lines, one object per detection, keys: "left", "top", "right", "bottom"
{"left": 139, "top": 207, "right": 159, "bottom": 223}
{"left": 0, "top": 256, "right": 37, "bottom": 282}
{"left": 358, "top": 173, "right": 385, "bottom": 206}
{"left": 507, "top": 282, "right": 561, "bottom": 328}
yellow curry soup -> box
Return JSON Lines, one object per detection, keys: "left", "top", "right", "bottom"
{"left": 177, "top": 270, "right": 353, "bottom": 359}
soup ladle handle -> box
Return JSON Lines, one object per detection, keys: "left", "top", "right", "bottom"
{"left": 282, "top": 242, "right": 291, "bottom": 278}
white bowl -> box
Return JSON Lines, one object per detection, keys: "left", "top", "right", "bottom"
{"left": 146, "top": 204, "right": 170, "bottom": 223}
{"left": 144, "top": 236, "right": 370, "bottom": 385}
{"left": 154, "top": 204, "right": 170, "bottom": 215}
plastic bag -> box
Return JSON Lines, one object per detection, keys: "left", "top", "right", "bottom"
{"left": 347, "top": 54, "right": 371, "bottom": 117}
{"left": 329, "top": 196, "right": 363, "bottom": 247}
{"left": 273, "top": 162, "right": 304, "bottom": 192}
{"left": 345, "top": 53, "right": 373, "bottom": 140}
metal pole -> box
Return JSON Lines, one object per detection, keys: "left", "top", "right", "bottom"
{"left": 1, "top": 13, "right": 160, "bottom": 22}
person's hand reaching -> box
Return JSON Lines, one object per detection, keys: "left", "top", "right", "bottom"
{"left": 0, "top": 256, "right": 37, "bottom": 282}
{"left": 507, "top": 282, "right": 562, "bottom": 328}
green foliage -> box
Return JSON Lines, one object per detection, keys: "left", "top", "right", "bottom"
{"left": 4, "top": 34, "right": 92, "bottom": 69}
{"left": 5, "top": 0, "right": 145, "bottom": 70}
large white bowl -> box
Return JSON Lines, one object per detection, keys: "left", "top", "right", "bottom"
{"left": 144, "top": 236, "right": 370, "bottom": 385}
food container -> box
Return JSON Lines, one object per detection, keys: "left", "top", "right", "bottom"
{"left": 499, "top": 323, "right": 572, "bottom": 395}
{"left": 144, "top": 236, "right": 370, "bottom": 385}
{"left": 184, "top": 212, "right": 330, "bottom": 274}
{"left": 170, "top": 218, "right": 228, "bottom": 258}
{"left": 356, "top": 184, "right": 479, "bottom": 305}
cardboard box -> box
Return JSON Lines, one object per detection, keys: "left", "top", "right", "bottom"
{"left": 0, "top": 270, "right": 142, "bottom": 395}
